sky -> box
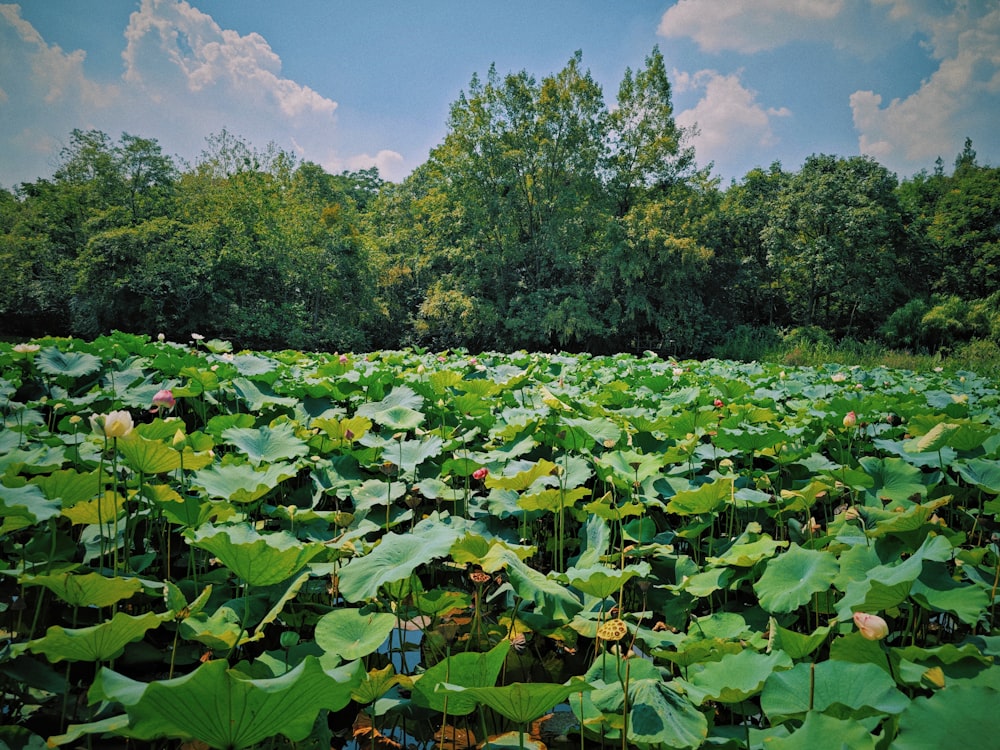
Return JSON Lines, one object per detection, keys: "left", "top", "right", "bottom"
{"left": 1, "top": 0, "right": 998, "bottom": 189}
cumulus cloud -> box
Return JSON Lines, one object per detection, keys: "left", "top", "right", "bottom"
{"left": 674, "top": 69, "right": 791, "bottom": 175}
{"left": 0, "top": 4, "right": 120, "bottom": 184}
{"left": 341, "top": 150, "right": 406, "bottom": 183}
{"left": 0, "top": 0, "right": 413, "bottom": 186}
{"left": 122, "top": 0, "right": 336, "bottom": 118}
{"left": 659, "top": 0, "right": 845, "bottom": 54}
{"left": 850, "top": 2, "right": 1000, "bottom": 172}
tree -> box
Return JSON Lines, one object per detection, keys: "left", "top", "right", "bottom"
{"left": 712, "top": 162, "right": 790, "bottom": 328}
{"left": 928, "top": 157, "right": 1000, "bottom": 299}
{"left": 414, "top": 51, "right": 611, "bottom": 349}
{"left": 762, "top": 154, "right": 906, "bottom": 336}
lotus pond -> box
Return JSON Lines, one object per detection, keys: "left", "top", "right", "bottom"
{"left": 2, "top": 332, "right": 1000, "bottom": 749}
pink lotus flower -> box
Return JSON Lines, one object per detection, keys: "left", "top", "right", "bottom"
{"left": 713, "top": 399, "right": 724, "bottom": 408}
{"left": 151, "top": 389, "right": 175, "bottom": 412}
{"left": 472, "top": 467, "right": 489, "bottom": 481}
{"left": 853, "top": 611, "right": 889, "bottom": 641}
{"left": 843, "top": 411, "right": 857, "bottom": 428}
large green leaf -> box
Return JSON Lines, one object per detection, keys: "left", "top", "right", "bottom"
{"left": 954, "top": 458, "right": 1000, "bottom": 494}
{"left": 766, "top": 711, "right": 877, "bottom": 750}
{"left": 221, "top": 422, "right": 309, "bottom": 466}
{"left": 503, "top": 551, "right": 583, "bottom": 622}
{"left": 27, "top": 611, "right": 167, "bottom": 663}
{"left": 314, "top": 608, "right": 397, "bottom": 660}
{"left": 574, "top": 654, "right": 707, "bottom": 749}
{"left": 835, "top": 534, "right": 953, "bottom": 619}
{"left": 682, "top": 648, "right": 792, "bottom": 705}
{"left": 910, "top": 561, "right": 990, "bottom": 625}
{"left": 892, "top": 685, "right": 1000, "bottom": 749}
{"left": 436, "top": 679, "right": 593, "bottom": 724}
{"left": 84, "top": 656, "right": 363, "bottom": 749}
{"left": 761, "top": 660, "right": 909, "bottom": 723}
{"left": 858, "top": 456, "right": 926, "bottom": 503}
{"left": 0, "top": 484, "right": 62, "bottom": 532}
{"left": 755, "top": 543, "right": 839, "bottom": 613}
{"left": 666, "top": 477, "right": 732, "bottom": 515}
{"left": 384, "top": 435, "right": 444, "bottom": 473}
{"left": 20, "top": 573, "right": 142, "bottom": 608}
{"left": 117, "top": 435, "right": 181, "bottom": 474}
{"left": 188, "top": 524, "right": 325, "bottom": 587}
{"left": 36, "top": 347, "right": 102, "bottom": 379}
{"left": 411, "top": 640, "right": 511, "bottom": 715}
{"left": 29, "top": 468, "right": 100, "bottom": 506}
{"left": 337, "top": 517, "right": 459, "bottom": 601}
{"left": 190, "top": 462, "right": 297, "bottom": 503}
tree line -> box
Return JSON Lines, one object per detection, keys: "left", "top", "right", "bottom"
{"left": 2, "top": 48, "right": 998, "bottom": 357}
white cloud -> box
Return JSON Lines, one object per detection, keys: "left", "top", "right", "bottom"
{"left": 0, "top": 0, "right": 416, "bottom": 186}
{"left": 340, "top": 150, "right": 406, "bottom": 183}
{"left": 122, "top": 0, "right": 336, "bottom": 119}
{"left": 851, "top": 2, "right": 1000, "bottom": 172}
{"left": 675, "top": 69, "right": 791, "bottom": 174}
{"left": 659, "top": 0, "right": 845, "bottom": 53}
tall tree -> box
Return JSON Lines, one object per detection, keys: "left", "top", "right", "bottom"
{"left": 762, "top": 154, "right": 906, "bottom": 336}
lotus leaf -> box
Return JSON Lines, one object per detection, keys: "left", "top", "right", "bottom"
{"left": 954, "top": 457, "right": 1000, "bottom": 493}
{"left": 682, "top": 648, "right": 792, "bottom": 704}
{"left": 764, "top": 710, "right": 878, "bottom": 750}
{"left": 436, "top": 678, "right": 592, "bottom": 724}
{"left": 315, "top": 608, "right": 397, "bottom": 660}
{"left": 79, "top": 656, "right": 363, "bottom": 749}
{"left": 117, "top": 434, "right": 182, "bottom": 474}
{"left": 27, "top": 610, "right": 167, "bottom": 663}
{"left": 21, "top": 572, "right": 142, "bottom": 608}
{"left": 188, "top": 524, "right": 325, "bottom": 586}
{"left": 221, "top": 422, "right": 309, "bottom": 466}
{"left": 190, "top": 462, "right": 297, "bottom": 503}
{"left": 28, "top": 468, "right": 100, "bottom": 506}
{"left": 835, "top": 534, "right": 953, "bottom": 619}
{"left": 0, "top": 484, "right": 62, "bottom": 531}
{"left": 412, "top": 639, "right": 511, "bottom": 715}
{"left": 337, "top": 516, "right": 460, "bottom": 601}
{"left": 36, "top": 347, "right": 101, "bottom": 379}
{"left": 858, "top": 456, "right": 927, "bottom": 502}
{"left": 502, "top": 551, "right": 583, "bottom": 622}
{"left": 755, "top": 543, "right": 839, "bottom": 613}
{"left": 761, "top": 660, "right": 909, "bottom": 722}
{"left": 666, "top": 477, "right": 733, "bottom": 515}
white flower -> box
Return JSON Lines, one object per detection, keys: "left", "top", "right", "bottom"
{"left": 90, "top": 410, "right": 134, "bottom": 438}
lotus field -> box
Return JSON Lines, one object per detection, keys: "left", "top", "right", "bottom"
{"left": 4, "top": 332, "right": 1000, "bottom": 749}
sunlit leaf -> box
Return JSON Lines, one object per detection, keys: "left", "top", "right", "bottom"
{"left": 27, "top": 611, "right": 167, "bottom": 663}
{"left": 21, "top": 572, "right": 142, "bottom": 608}
{"left": 412, "top": 640, "right": 511, "bottom": 715}
{"left": 221, "top": 422, "right": 309, "bottom": 466}
{"left": 85, "top": 656, "right": 363, "bottom": 749}
{"left": 315, "top": 608, "right": 397, "bottom": 660}
{"left": 761, "top": 660, "right": 908, "bottom": 722}
{"left": 755, "top": 543, "right": 839, "bottom": 613}
{"left": 188, "top": 523, "right": 325, "bottom": 587}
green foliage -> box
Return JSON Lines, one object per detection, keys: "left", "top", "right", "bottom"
{"left": 2, "top": 335, "right": 999, "bottom": 748}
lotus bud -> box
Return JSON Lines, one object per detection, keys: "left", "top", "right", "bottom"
{"left": 472, "top": 467, "right": 489, "bottom": 481}
{"left": 90, "top": 410, "right": 134, "bottom": 438}
{"left": 843, "top": 411, "right": 857, "bottom": 428}
{"left": 853, "top": 611, "right": 889, "bottom": 641}
{"left": 172, "top": 429, "right": 187, "bottom": 448}
{"left": 713, "top": 398, "right": 724, "bottom": 408}
{"left": 152, "top": 388, "right": 176, "bottom": 412}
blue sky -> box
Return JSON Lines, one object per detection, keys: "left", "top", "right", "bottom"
{"left": 2, "top": 0, "right": 997, "bottom": 188}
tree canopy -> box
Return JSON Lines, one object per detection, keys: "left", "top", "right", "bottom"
{"left": 2, "top": 52, "right": 998, "bottom": 357}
